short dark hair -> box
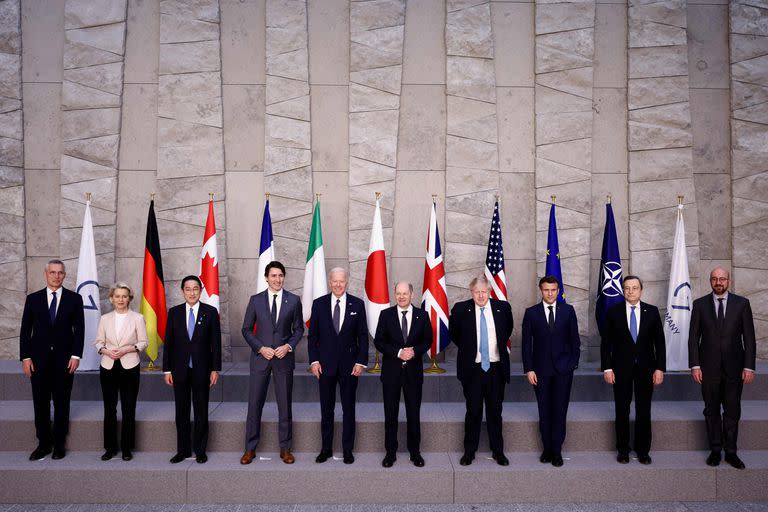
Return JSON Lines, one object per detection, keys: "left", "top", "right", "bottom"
{"left": 265, "top": 261, "right": 286, "bottom": 277}
{"left": 623, "top": 275, "right": 643, "bottom": 289}
{"left": 180, "top": 275, "right": 202, "bottom": 290}
{"left": 539, "top": 275, "right": 559, "bottom": 287}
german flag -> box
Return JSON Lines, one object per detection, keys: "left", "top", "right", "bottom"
{"left": 140, "top": 199, "right": 167, "bottom": 363}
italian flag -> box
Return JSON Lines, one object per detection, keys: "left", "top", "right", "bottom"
{"left": 302, "top": 200, "right": 327, "bottom": 327}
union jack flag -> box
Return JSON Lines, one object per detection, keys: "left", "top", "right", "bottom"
{"left": 422, "top": 201, "right": 450, "bottom": 358}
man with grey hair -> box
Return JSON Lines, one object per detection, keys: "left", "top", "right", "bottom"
{"left": 20, "top": 260, "right": 85, "bottom": 460}
{"left": 308, "top": 268, "right": 368, "bottom": 464}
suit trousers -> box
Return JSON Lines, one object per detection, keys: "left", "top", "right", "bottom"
{"left": 702, "top": 373, "right": 743, "bottom": 454}
{"left": 533, "top": 372, "right": 573, "bottom": 456}
{"left": 99, "top": 360, "right": 140, "bottom": 452}
{"left": 245, "top": 361, "right": 294, "bottom": 450}
{"left": 613, "top": 364, "right": 654, "bottom": 456}
{"left": 461, "top": 362, "right": 505, "bottom": 455}
{"left": 382, "top": 366, "right": 423, "bottom": 455}
{"left": 318, "top": 371, "right": 358, "bottom": 452}
{"left": 30, "top": 352, "right": 74, "bottom": 450}
{"left": 173, "top": 371, "right": 210, "bottom": 456}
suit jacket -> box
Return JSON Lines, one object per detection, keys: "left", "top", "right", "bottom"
{"left": 162, "top": 302, "right": 222, "bottom": 379}
{"left": 373, "top": 304, "right": 432, "bottom": 384}
{"left": 241, "top": 289, "right": 304, "bottom": 370}
{"left": 521, "top": 302, "right": 580, "bottom": 377}
{"left": 449, "top": 298, "right": 513, "bottom": 383}
{"left": 94, "top": 309, "right": 149, "bottom": 370}
{"left": 19, "top": 287, "right": 85, "bottom": 370}
{"left": 689, "top": 292, "right": 756, "bottom": 380}
{"left": 600, "top": 301, "right": 665, "bottom": 375}
{"left": 307, "top": 293, "right": 368, "bottom": 376}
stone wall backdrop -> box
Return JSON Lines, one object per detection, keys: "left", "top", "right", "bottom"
{"left": 3, "top": 0, "right": 767, "bottom": 363}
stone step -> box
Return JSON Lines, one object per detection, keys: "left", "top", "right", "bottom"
{"left": 1, "top": 449, "right": 766, "bottom": 504}
{"left": 2, "top": 400, "right": 767, "bottom": 453}
{"left": 2, "top": 360, "right": 767, "bottom": 402}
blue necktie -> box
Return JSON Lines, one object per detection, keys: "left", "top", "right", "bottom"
{"left": 630, "top": 306, "right": 638, "bottom": 343}
{"left": 480, "top": 307, "right": 490, "bottom": 371}
{"left": 187, "top": 308, "right": 195, "bottom": 367}
{"left": 49, "top": 291, "right": 57, "bottom": 324}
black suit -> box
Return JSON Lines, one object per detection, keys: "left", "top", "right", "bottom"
{"left": 449, "top": 298, "right": 513, "bottom": 456}
{"left": 19, "top": 287, "right": 85, "bottom": 451}
{"left": 373, "top": 304, "right": 432, "bottom": 455}
{"left": 307, "top": 293, "right": 368, "bottom": 452}
{"left": 689, "top": 292, "right": 756, "bottom": 455}
{"left": 601, "top": 301, "right": 665, "bottom": 457}
{"left": 162, "top": 301, "right": 222, "bottom": 457}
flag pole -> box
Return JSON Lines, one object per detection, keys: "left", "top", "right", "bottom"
{"left": 367, "top": 192, "right": 383, "bottom": 375}
{"left": 143, "top": 192, "right": 163, "bottom": 372}
{"left": 424, "top": 194, "right": 447, "bottom": 374}
{"left": 607, "top": 194, "right": 611, "bottom": 204}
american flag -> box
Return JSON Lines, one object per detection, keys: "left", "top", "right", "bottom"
{"left": 422, "top": 201, "right": 450, "bottom": 358}
{"left": 484, "top": 201, "right": 507, "bottom": 302}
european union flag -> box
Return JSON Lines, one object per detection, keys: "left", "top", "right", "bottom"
{"left": 545, "top": 203, "right": 566, "bottom": 303}
{"left": 595, "top": 203, "right": 623, "bottom": 336}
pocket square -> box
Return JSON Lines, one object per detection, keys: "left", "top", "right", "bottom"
{"left": 350, "top": 311, "right": 358, "bottom": 316}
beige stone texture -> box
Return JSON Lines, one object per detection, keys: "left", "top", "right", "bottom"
{"left": 160, "top": 13, "right": 217, "bottom": 44}
{"left": 115, "top": 170, "right": 155, "bottom": 258}
{"left": 497, "top": 87, "right": 534, "bottom": 173}
{"left": 402, "top": 0, "right": 445, "bottom": 85}
{"left": 349, "top": 83, "right": 399, "bottom": 112}
{"left": 311, "top": 173, "right": 347, "bottom": 259}
{"left": 629, "top": 19, "right": 686, "bottom": 49}
{"left": 119, "top": 84, "right": 157, "bottom": 171}
{"left": 631, "top": 245, "right": 701, "bottom": 286}
{"left": 536, "top": 29, "right": 594, "bottom": 75}
{"left": 24, "top": 170, "right": 59, "bottom": 256}
{"left": 446, "top": 166, "right": 498, "bottom": 198}
{"left": 536, "top": 111, "right": 592, "bottom": 146}
{"left": 307, "top": 0, "right": 348, "bottom": 85}
{"left": 155, "top": 176, "right": 225, "bottom": 210}
{"left": 0, "top": 54, "right": 20, "bottom": 99}
{"left": 158, "top": 72, "right": 223, "bottom": 127}
{"left": 0, "top": 185, "right": 23, "bottom": 216}
{"left": 690, "top": 88, "right": 730, "bottom": 175}
{"left": 594, "top": 4, "right": 627, "bottom": 88}
{"left": 534, "top": 85, "right": 592, "bottom": 115}
{"left": 492, "top": 3, "right": 534, "bottom": 87}
{"left": 447, "top": 96, "right": 496, "bottom": 142}
{"left": 21, "top": 0, "right": 65, "bottom": 83}
{"left": 63, "top": 134, "right": 119, "bottom": 169}
{"left": 629, "top": 177, "right": 695, "bottom": 213}
{"left": 61, "top": 81, "right": 121, "bottom": 110}
{"left": 66, "top": 24, "right": 126, "bottom": 56}
{"left": 629, "top": 205, "right": 700, "bottom": 252}
{"left": 628, "top": 46, "right": 688, "bottom": 79}
{"left": 446, "top": 57, "right": 496, "bottom": 103}
{"left": 157, "top": 119, "right": 224, "bottom": 178}
{"left": 0, "top": 1, "right": 21, "bottom": 55}
{"left": 694, "top": 173, "right": 731, "bottom": 260}
{"left": 590, "top": 174, "right": 629, "bottom": 258}
{"left": 687, "top": 5, "right": 729, "bottom": 89}
{"left": 223, "top": 84, "right": 265, "bottom": 172}
{"left": 628, "top": 102, "right": 693, "bottom": 151}
{"left": 124, "top": 0, "right": 159, "bottom": 84}
{"left": 64, "top": 0, "right": 126, "bottom": 29}
{"left": 535, "top": 3, "right": 594, "bottom": 35}
{"left": 732, "top": 120, "right": 768, "bottom": 152}
{"left": 446, "top": 2, "right": 493, "bottom": 58}
{"left": 397, "top": 85, "right": 446, "bottom": 171}
{"left": 535, "top": 158, "right": 590, "bottom": 189}
{"left": 351, "top": 0, "right": 404, "bottom": 32}
{"left": 226, "top": 257, "right": 261, "bottom": 347}
{"left": 62, "top": 108, "right": 120, "bottom": 142}
{"left": 628, "top": 147, "right": 693, "bottom": 182}
{"left": 446, "top": 136, "right": 498, "bottom": 171}
{"left": 159, "top": 40, "right": 221, "bottom": 75}
{"left": 391, "top": 172, "right": 445, "bottom": 257}
{"left": 734, "top": 221, "right": 768, "bottom": 269}
{"left": 592, "top": 88, "right": 627, "bottom": 173}
{"left": 500, "top": 173, "right": 535, "bottom": 260}
{"left": 266, "top": 115, "right": 310, "bottom": 149}
{"left": 220, "top": 0, "right": 265, "bottom": 85}
{"left": 22, "top": 84, "right": 61, "bottom": 170}
{"left": 628, "top": 76, "right": 689, "bottom": 111}
{"left": 224, "top": 172, "right": 263, "bottom": 259}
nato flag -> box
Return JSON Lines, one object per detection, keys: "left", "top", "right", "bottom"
{"left": 545, "top": 203, "right": 566, "bottom": 303}
{"left": 595, "top": 203, "right": 623, "bottom": 336}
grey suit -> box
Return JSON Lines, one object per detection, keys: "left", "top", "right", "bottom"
{"left": 242, "top": 289, "right": 304, "bottom": 451}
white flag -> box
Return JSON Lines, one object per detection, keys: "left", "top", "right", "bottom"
{"left": 76, "top": 200, "right": 101, "bottom": 371}
{"left": 664, "top": 203, "right": 692, "bottom": 371}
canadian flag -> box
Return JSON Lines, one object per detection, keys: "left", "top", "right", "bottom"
{"left": 199, "top": 199, "right": 220, "bottom": 311}
{"left": 364, "top": 197, "right": 389, "bottom": 338}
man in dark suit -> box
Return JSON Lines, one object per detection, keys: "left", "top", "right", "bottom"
{"left": 308, "top": 268, "right": 368, "bottom": 464}
{"left": 449, "top": 276, "right": 513, "bottom": 466}
{"left": 521, "top": 275, "right": 580, "bottom": 467}
{"left": 601, "top": 275, "right": 665, "bottom": 465}
{"left": 19, "top": 259, "right": 85, "bottom": 461}
{"left": 689, "top": 266, "right": 756, "bottom": 469}
{"left": 163, "top": 275, "right": 222, "bottom": 464}
{"left": 240, "top": 261, "right": 304, "bottom": 465}
{"left": 374, "top": 281, "right": 432, "bottom": 468}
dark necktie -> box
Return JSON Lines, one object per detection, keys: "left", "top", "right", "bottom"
{"left": 333, "top": 298, "right": 341, "bottom": 334}
{"left": 271, "top": 294, "right": 278, "bottom": 325}
{"left": 547, "top": 305, "right": 554, "bottom": 330}
{"left": 717, "top": 298, "right": 724, "bottom": 328}
{"left": 401, "top": 310, "right": 408, "bottom": 343}
{"left": 49, "top": 291, "right": 57, "bottom": 324}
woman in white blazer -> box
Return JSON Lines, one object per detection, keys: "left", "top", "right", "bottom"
{"left": 94, "top": 283, "right": 148, "bottom": 461}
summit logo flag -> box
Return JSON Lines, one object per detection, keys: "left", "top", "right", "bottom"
{"left": 595, "top": 202, "right": 623, "bottom": 336}
{"left": 76, "top": 199, "right": 101, "bottom": 371}
{"left": 664, "top": 202, "right": 691, "bottom": 371}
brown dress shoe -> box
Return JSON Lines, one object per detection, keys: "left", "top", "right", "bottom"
{"left": 280, "top": 449, "right": 295, "bottom": 464}
{"left": 240, "top": 450, "right": 256, "bottom": 465}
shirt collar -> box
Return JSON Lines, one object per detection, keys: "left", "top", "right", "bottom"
{"left": 397, "top": 304, "right": 412, "bottom": 314}
{"left": 332, "top": 293, "right": 346, "bottom": 304}
{"left": 626, "top": 301, "right": 640, "bottom": 309}
{"left": 542, "top": 300, "right": 556, "bottom": 310}
{"left": 713, "top": 291, "right": 729, "bottom": 300}
{"left": 187, "top": 301, "right": 200, "bottom": 313}
{"left": 47, "top": 287, "right": 61, "bottom": 295}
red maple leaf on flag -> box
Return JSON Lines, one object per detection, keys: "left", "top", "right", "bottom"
{"left": 200, "top": 252, "right": 219, "bottom": 296}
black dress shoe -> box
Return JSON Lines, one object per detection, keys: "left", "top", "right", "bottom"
{"left": 122, "top": 451, "right": 133, "bottom": 461}
{"left": 638, "top": 454, "right": 652, "bottom": 465}
{"left": 617, "top": 453, "right": 630, "bottom": 464}
{"left": 101, "top": 449, "right": 118, "bottom": 461}
{"left": 706, "top": 451, "right": 721, "bottom": 467}
{"left": 725, "top": 453, "right": 745, "bottom": 469}
{"left": 52, "top": 448, "right": 66, "bottom": 460}
{"left": 29, "top": 447, "right": 51, "bottom": 461}
{"left": 551, "top": 454, "right": 564, "bottom": 467}
{"left": 315, "top": 449, "right": 332, "bottom": 463}
{"left": 492, "top": 453, "right": 509, "bottom": 466}
{"left": 170, "top": 453, "right": 189, "bottom": 464}
{"left": 196, "top": 453, "right": 208, "bottom": 464}
{"left": 343, "top": 450, "right": 354, "bottom": 464}
{"left": 382, "top": 453, "right": 396, "bottom": 467}
{"left": 540, "top": 451, "right": 552, "bottom": 464}
{"left": 459, "top": 452, "right": 474, "bottom": 466}
{"left": 410, "top": 453, "right": 425, "bottom": 467}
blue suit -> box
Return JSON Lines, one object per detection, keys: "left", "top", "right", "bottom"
{"left": 308, "top": 293, "right": 368, "bottom": 452}
{"left": 522, "top": 302, "right": 580, "bottom": 457}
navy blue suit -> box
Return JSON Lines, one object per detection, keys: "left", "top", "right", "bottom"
{"left": 521, "top": 302, "right": 580, "bottom": 457}
{"left": 308, "top": 293, "right": 368, "bottom": 452}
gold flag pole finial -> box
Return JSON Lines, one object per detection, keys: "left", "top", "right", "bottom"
{"left": 375, "top": 191, "right": 381, "bottom": 200}
{"left": 316, "top": 193, "right": 321, "bottom": 201}
{"left": 150, "top": 193, "right": 155, "bottom": 201}
{"left": 209, "top": 192, "right": 214, "bottom": 201}
{"left": 551, "top": 195, "right": 556, "bottom": 204}
{"left": 265, "top": 192, "right": 270, "bottom": 200}
{"left": 677, "top": 195, "right": 684, "bottom": 205}
{"left": 432, "top": 194, "right": 437, "bottom": 200}
{"left": 607, "top": 194, "right": 612, "bottom": 204}
{"left": 85, "top": 192, "right": 92, "bottom": 202}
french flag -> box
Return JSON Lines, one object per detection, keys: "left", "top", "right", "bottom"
{"left": 256, "top": 196, "right": 275, "bottom": 294}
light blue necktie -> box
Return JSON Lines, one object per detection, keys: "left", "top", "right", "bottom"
{"left": 629, "top": 306, "right": 638, "bottom": 343}
{"left": 480, "top": 306, "right": 490, "bottom": 371}
{"left": 187, "top": 308, "right": 195, "bottom": 367}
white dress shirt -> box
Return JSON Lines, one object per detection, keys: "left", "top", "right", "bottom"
{"left": 626, "top": 301, "right": 641, "bottom": 331}
{"left": 268, "top": 288, "right": 283, "bottom": 321}
{"left": 543, "top": 300, "right": 556, "bottom": 322}
{"left": 330, "top": 293, "right": 347, "bottom": 331}
{"left": 712, "top": 291, "right": 728, "bottom": 317}
{"left": 396, "top": 304, "right": 413, "bottom": 358}
{"left": 474, "top": 302, "right": 500, "bottom": 363}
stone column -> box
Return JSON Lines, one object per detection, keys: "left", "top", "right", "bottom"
{"left": 534, "top": 0, "right": 595, "bottom": 339}
{"left": 347, "top": 0, "right": 405, "bottom": 296}
{"left": 444, "top": 0, "right": 499, "bottom": 304}
{"left": 730, "top": 1, "right": 768, "bottom": 357}
{"left": 627, "top": 0, "right": 700, "bottom": 309}
{"left": 0, "top": 0, "right": 24, "bottom": 358}
{"left": 60, "top": 0, "right": 128, "bottom": 305}
{"left": 156, "top": 0, "right": 229, "bottom": 354}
